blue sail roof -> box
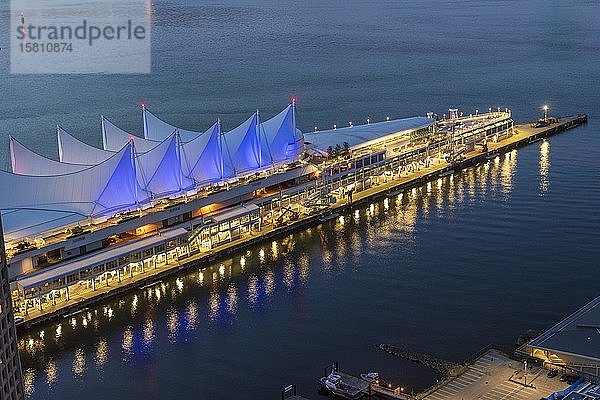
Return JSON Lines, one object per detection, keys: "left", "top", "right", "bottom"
{"left": 260, "top": 104, "right": 303, "bottom": 166}
{"left": 223, "top": 113, "right": 261, "bottom": 176}
{"left": 136, "top": 133, "right": 194, "bottom": 198}
{"left": 181, "top": 122, "right": 223, "bottom": 185}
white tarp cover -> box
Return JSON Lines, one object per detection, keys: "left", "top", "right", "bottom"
{"left": 102, "top": 116, "right": 157, "bottom": 153}
{"left": 17, "top": 130, "right": 191, "bottom": 199}
{"left": 222, "top": 112, "right": 260, "bottom": 176}
{"left": 10, "top": 136, "right": 88, "bottom": 176}
{"left": 259, "top": 104, "right": 303, "bottom": 166}
{"left": 143, "top": 108, "right": 203, "bottom": 142}
{"left": 58, "top": 126, "right": 112, "bottom": 165}
{"left": 136, "top": 132, "right": 194, "bottom": 197}
{"left": 1, "top": 209, "right": 87, "bottom": 241}
{"left": 0, "top": 142, "right": 147, "bottom": 217}
{"left": 180, "top": 122, "right": 223, "bottom": 184}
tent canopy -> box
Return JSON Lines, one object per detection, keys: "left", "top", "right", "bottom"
{"left": 143, "top": 107, "right": 204, "bottom": 142}
{"left": 0, "top": 143, "right": 146, "bottom": 217}
{"left": 102, "top": 116, "right": 157, "bottom": 153}
{"left": 58, "top": 126, "right": 113, "bottom": 165}
{"left": 10, "top": 136, "right": 88, "bottom": 176}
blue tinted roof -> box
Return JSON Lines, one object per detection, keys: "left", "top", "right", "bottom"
{"left": 303, "top": 116, "right": 434, "bottom": 150}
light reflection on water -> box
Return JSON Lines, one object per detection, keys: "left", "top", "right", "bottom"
{"left": 95, "top": 340, "right": 108, "bottom": 369}
{"left": 18, "top": 158, "right": 521, "bottom": 398}
{"left": 539, "top": 141, "right": 550, "bottom": 195}
{"left": 46, "top": 359, "right": 57, "bottom": 387}
{"left": 72, "top": 349, "right": 85, "bottom": 377}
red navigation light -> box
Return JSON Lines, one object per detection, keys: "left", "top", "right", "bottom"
{"left": 130, "top": 134, "right": 135, "bottom": 140}
{"left": 140, "top": 102, "right": 146, "bottom": 109}
{"left": 291, "top": 97, "right": 297, "bottom": 104}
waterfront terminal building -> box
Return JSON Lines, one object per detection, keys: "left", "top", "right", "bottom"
{"left": 0, "top": 104, "right": 513, "bottom": 324}
{"left": 522, "top": 295, "right": 600, "bottom": 381}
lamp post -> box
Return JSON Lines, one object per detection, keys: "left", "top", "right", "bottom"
{"left": 524, "top": 360, "right": 527, "bottom": 386}
{"left": 543, "top": 105, "right": 549, "bottom": 121}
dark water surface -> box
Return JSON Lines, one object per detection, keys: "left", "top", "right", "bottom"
{"left": 1, "top": 0, "right": 599, "bottom": 399}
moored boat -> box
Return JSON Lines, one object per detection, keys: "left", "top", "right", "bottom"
{"left": 360, "top": 372, "right": 380, "bottom": 385}
{"left": 319, "top": 372, "right": 363, "bottom": 399}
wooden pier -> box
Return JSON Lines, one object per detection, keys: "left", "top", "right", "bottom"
{"left": 321, "top": 362, "right": 409, "bottom": 400}
{"left": 16, "top": 113, "right": 588, "bottom": 330}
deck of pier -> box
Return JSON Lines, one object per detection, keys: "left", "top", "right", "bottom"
{"left": 16, "top": 114, "right": 587, "bottom": 329}
{"left": 336, "top": 370, "right": 408, "bottom": 399}
{"left": 421, "top": 349, "right": 568, "bottom": 400}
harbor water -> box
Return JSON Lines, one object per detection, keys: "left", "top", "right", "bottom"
{"left": 0, "top": 0, "right": 599, "bottom": 398}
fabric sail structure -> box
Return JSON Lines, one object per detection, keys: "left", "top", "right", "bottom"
{"left": 180, "top": 121, "right": 223, "bottom": 184}
{"left": 57, "top": 128, "right": 193, "bottom": 198}
{"left": 23, "top": 128, "right": 191, "bottom": 200}
{"left": 10, "top": 136, "right": 88, "bottom": 176}
{"left": 222, "top": 112, "right": 261, "bottom": 176}
{"left": 136, "top": 132, "right": 193, "bottom": 198}
{"left": 58, "top": 126, "right": 113, "bottom": 165}
{"left": 0, "top": 143, "right": 146, "bottom": 217}
{"left": 143, "top": 107, "right": 203, "bottom": 143}
{"left": 102, "top": 116, "right": 157, "bottom": 154}
{"left": 259, "top": 103, "right": 303, "bottom": 167}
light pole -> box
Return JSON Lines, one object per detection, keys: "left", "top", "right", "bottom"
{"left": 524, "top": 360, "right": 527, "bottom": 386}
{"left": 543, "top": 105, "right": 549, "bottom": 121}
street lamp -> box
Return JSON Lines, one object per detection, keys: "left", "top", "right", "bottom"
{"left": 524, "top": 360, "right": 527, "bottom": 386}
{"left": 543, "top": 105, "right": 549, "bottom": 121}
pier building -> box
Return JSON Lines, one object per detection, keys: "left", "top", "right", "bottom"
{"left": 0, "top": 105, "right": 516, "bottom": 324}
{"left": 521, "top": 295, "right": 600, "bottom": 381}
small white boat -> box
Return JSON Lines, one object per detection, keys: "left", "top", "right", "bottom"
{"left": 319, "top": 372, "right": 363, "bottom": 399}
{"left": 360, "top": 372, "right": 380, "bottom": 384}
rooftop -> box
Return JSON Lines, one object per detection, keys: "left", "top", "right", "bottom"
{"left": 529, "top": 295, "right": 600, "bottom": 362}
{"left": 303, "top": 116, "right": 434, "bottom": 151}
{"left": 16, "top": 227, "right": 188, "bottom": 290}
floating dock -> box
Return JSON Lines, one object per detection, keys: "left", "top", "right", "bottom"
{"left": 16, "top": 114, "right": 588, "bottom": 330}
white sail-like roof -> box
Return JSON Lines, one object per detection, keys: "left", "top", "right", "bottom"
{"left": 180, "top": 122, "right": 223, "bottom": 184}
{"left": 143, "top": 108, "right": 204, "bottom": 143}
{"left": 10, "top": 136, "right": 88, "bottom": 176}
{"left": 259, "top": 104, "right": 303, "bottom": 166}
{"left": 0, "top": 143, "right": 146, "bottom": 217}
{"left": 58, "top": 126, "right": 112, "bottom": 164}
{"left": 1, "top": 209, "right": 87, "bottom": 242}
{"left": 17, "top": 129, "right": 192, "bottom": 199}
{"left": 136, "top": 132, "right": 194, "bottom": 198}
{"left": 102, "top": 116, "right": 157, "bottom": 153}
{"left": 222, "top": 112, "right": 261, "bottom": 176}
